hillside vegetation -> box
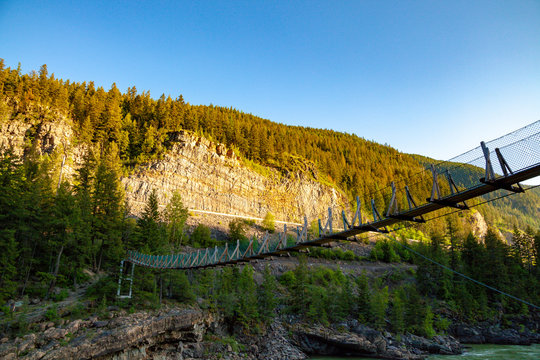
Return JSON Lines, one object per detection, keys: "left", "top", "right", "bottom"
{"left": 1, "top": 63, "right": 539, "bottom": 355}
{"left": 1, "top": 61, "right": 538, "bottom": 230}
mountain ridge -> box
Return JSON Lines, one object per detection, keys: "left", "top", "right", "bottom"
{"left": 0, "top": 61, "right": 538, "bottom": 231}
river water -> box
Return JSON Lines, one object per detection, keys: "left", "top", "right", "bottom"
{"left": 309, "top": 343, "right": 540, "bottom": 359}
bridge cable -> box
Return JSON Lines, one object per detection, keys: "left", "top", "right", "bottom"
{"left": 390, "top": 239, "right": 540, "bottom": 310}
{"left": 348, "top": 184, "right": 540, "bottom": 310}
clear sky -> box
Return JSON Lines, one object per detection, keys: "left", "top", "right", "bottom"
{"left": 1, "top": 0, "right": 539, "bottom": 160}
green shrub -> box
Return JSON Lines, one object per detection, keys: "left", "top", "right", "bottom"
{"left": 343, "top": 250, "right": 356, "bottom": 260}
{"left": 309, "top": 247, "right": 357, "bottom": 261}
{"left": 422, "top": 306, "right": 436, "bottom": 338}
{"left": 434, "top": 315, "right": 451, "bottom": 333}
{"left": 370, "top": 240, "right": 401, "bottom": 263}
{"left": 68, "top": 302, "right": 87, "bottom": 319}
{"left": 279, "top": 271, "right": 296, "bottom": 287}
{"left": 15, "top": 314, "right": 29, "bottom": 336}
{"left": 190, "top": 224, "right": 219, "bottom": 248}
{"left": 0, "top": 305, "right": 13, "bottom": 319}
{"left": 229, "top": 219, "right": 248, "bottom": 241}
{"left": 286, "top": 234, "right": 296, "bottom": 247}
{"left": 86, "top": 275, "right": 118, "bottom": 302}
{"left": 262, "top": 212, "right": 276, "bottom": 233}
{"left": 44, "top": 305, "right": 59, "bottom": 322}
{"left": 53, "top": 288, "right": 69, "bottom": 302}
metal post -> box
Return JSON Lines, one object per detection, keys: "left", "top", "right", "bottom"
{"left": 481, "top": 141, "right": 496, "bottom": 182}
{"left": 386, "top": 182, "right": 398, "bottom": 217}
{"left": 429, "top": 164, "right": 441, "bottom": 201}
{"left": 328, "top": 207, "right": 333, "bottom": 234}
{"left": 342, "top": 210, "right": 349, "bottom": 230}
{"left": 354, "top": 196, "right": 362, "bottom": 226}
{"left": 405, "top": 186, "right": 416, "bottom": 209}
{"left": 117, "top": 260, "right": 124, "bottom": 298}
{"left": 371, "top": 199, "right": 382, "bottom": 222}
{"left": 303, "top": 216, "right": 308, "bottom": 241}
{"left": 128, "top": 262, "right": 135, "bottom": 298}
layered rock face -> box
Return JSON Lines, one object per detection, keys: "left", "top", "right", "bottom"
{"left": 124, "top": 131, "right": 348, "bottom": 222}
{"left": 0, "top": 118, "right": 85, "bottom": 182}
{"left": 0, "top": 118, "right": 74, "bottom": 158}
{"left": 0, "top": 308, "right": 214, "bottom": 360}
{"left": 0, "top": 119, "right": 348, "bottom": 223}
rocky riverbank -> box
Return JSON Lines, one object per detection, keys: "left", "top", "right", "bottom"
{"left": 290, "top": 321, "right": 462, "bottom": 359}
{"left": 450, "top": 318, "right": 540, "bottom": 345}
{"left": 1, "top": 306, "right": 539, "bottom": 360}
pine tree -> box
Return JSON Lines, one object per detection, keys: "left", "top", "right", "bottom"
{"left": 258, "top": 265, "right": 278, "bottom": 324}
{"left": 99, "top": 83, "right": 123, "bottom": 142}
{"left": 534, "top": 230, "right": 540, "bottom": 279}
{"left": 235, "top": 265, "right": 259, "bottom": 327}
{"left": 370, "top": 285, "right": 389, "bottom": 330}
{"left": 291, "top": 256, "right": 309, "bottom": 315}
{"left": 38, "top": 64, "right": 49, "bottom": 103}
{"left": 92, "top": 146, "right": 124, "bottom": 270}
{"left": 164, "top": 190, "right": 189, "bottom": 247}
{"left": 217, "top": 267, "right": 237, "bottom": 321}
{"left": 356, "top": 272, "right": 370, "bottom": 323}
{"left": 168, "top": 270, "right": 195, "bottom": 303}
{"left": 0, "top": 152, "right": 23, "bottom": 301}
{"left": 72, "top": 151, "right": 95, "bottom": 278}
{"left": 46, "top": 182, "right": 75, "bottom": 298}
{"left": 336, "top": 275, "right": 354, "bottom": 320}
{"left": 306, "top": 285, "right": 329, "bottom": 325}
{"left": 0, "top": 229, "right": 19, "bottom": 303}
{"left": 391, "top": 288, "right": 406, "bottom": 334}
{"left": 137, "top": 189, "right": 165, "bottom": 253}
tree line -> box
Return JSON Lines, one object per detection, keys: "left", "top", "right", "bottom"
{"left": 371, "top": 219, "right": 540, "bottom": 320}
{"left": 2, "top": 61, "right": 537, "bottom": 230}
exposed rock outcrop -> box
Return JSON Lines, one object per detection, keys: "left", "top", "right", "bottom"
{"left": 123, "top": 131, "right": 348, "bottom": 222}
{"left": 291, "top": 322, "right": 462, "bottom": 360}
{"left": 450, "top": 322, "right": 540, "bottom": 345}
{"left": 1, "top": 308, "right": 212, "bottom": 360}
{"left": 256, "top": 320, "right": 307, "bottom": 360}
{"left": 468, "top": 210, "right": 488, "bottom": 238}
{"left": 0, "top": 119, "right": 349, "bottom": 224}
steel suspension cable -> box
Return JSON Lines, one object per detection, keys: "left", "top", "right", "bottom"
{"left": 346, "top": 184, "right": 540, "bottom": 310}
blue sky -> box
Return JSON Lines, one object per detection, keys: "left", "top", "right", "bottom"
{"left": 1, "top": 0, "right": 539, "bottom": 160}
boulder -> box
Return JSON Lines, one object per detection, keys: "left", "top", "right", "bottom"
{"left": 450, "top": 323, "right": 485, "bottom": 343}
{"left": 65, "top": 319, "right": 83, "bottom": 334}
{"left": 42, "top": 327, "right": 68, "bottom": 341}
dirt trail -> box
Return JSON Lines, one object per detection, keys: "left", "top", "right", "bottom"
{"left": 1, "top": 274, "right": 103, "bottom": 326}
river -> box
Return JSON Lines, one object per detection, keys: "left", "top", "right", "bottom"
{"left": 309, "top": 343, "right": 540, "bottom": 359}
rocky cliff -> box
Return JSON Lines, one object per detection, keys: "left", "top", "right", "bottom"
{"left": 124, "top": 131, "right": 348, "bottom": 222}
{"left": 0, "top": 118, "right": 349, "bottom": 223}
{"left": 0, "top": 308, "right": 217, "bottom": 360}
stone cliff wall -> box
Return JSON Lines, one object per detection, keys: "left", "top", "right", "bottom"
{"left": 0, "top": 119, "right": 349, "bottom": 223}
{"left": 124, "top": 131, "right": 348, "bottom": 222}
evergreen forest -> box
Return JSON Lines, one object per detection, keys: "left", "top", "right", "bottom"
{"left": 0, "top": 62, "right": 539, "bottom": 339}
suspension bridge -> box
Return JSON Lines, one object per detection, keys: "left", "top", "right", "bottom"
{"left": 117, "top": 120, "right": 540, "bottom": 299}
